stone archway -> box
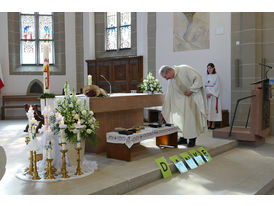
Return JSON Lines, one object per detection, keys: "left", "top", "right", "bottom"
{"left": 26, "top": 79, "right": 43, "bottom": 95}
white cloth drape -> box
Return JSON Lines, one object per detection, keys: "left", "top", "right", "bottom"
{"left": 203, "top": 74, "right": 222, "bottom": 121}
{"left": 162, "top": 65, "right": 208, "bottom": 139}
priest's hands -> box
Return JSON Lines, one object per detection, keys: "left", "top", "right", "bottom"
{"left": 184, "top": 89, "right": 193, "bottom": 96}
{"left": 206, "top": 93, "right": 212, "bottom": 98}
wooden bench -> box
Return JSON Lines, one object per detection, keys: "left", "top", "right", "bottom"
{"left": 1, "top": 95, "right": 40, "bottom": 120}
{"left": 106, "top": 126, "right": 179, "bottom": 161}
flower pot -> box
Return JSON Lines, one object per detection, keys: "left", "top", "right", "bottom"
{"left": 66, "top": 139, "right": 85, "bottom": 167}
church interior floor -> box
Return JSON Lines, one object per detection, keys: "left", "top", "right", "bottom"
{"left": 1, "top": 120, "right": 273, "bottom": 195}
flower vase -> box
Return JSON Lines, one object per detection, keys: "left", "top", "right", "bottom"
{"left": 66, "top": 139, "right": 85, "bottom": 167}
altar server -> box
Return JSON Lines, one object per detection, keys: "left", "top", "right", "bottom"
{"left": 160, "top": 65, "right": 208, "bottom": 147}
{"left": 203, "top": 63, "right": 222, "bottom": 129}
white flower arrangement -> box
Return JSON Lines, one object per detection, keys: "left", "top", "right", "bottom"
{"left": 139, "top": 72, "right": 163, "bottom": 94}
{"left": 50, "top": 81, "right": 99, "bottom": 145}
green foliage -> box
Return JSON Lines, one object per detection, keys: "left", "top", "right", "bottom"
{"left": 40, "top": 93, "right": 56, "bottom": 99}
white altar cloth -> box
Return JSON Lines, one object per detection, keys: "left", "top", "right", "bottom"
{"left": 106, "top": 125, "right": 180, "bottom": 148}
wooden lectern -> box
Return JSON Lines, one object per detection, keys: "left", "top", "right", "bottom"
{"left": 213, "top": 79, "right": 271, "bottom": 146}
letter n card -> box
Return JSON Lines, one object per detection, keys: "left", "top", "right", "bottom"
{"left": 155, "top": 157, "right": 172, "bottom": 178}
{"left": 179, "top": 152, "right": 198, "bottom": 169}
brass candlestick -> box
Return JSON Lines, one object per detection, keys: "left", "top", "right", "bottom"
{"left": 61, "top": 149, "right": 69, "bottom": 178}
{"left": 74, "top": 147, "right": 83, "bottom": 176}
{"left": 25, "top": 151, "right": 34, "bottom": 176}
{"left": 32, "top": 151, "right": 41, "bottom": 180}
{"left": 45, "top": 159, "right": 55, "bottom": 179}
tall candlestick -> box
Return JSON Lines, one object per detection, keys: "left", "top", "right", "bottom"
{"left": 43, "top": 42, "right": 50, "bottom": 93}
{"left": 88, "top": 75, "right": 92, "bottom": 86}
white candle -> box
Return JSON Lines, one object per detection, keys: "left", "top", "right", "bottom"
{"left": 77, "top": 131, "right": 81, "bottom": 148}
{"left": 43, "top": 42, "right": 50, "bottom": 93}
{"left": 48, "top": 148, "right": 52, "bottom": 159}
{"left": 44, "top": 42, "right": 49, "bottom": 60}
{"left": 88, "top": 75, "right": 92, "bottom": 85}
{"left": 61, "top": 142, "right": 66, "bottom": 150}
{"left": 61, "top": 129, "right": 66, "bottom": 143}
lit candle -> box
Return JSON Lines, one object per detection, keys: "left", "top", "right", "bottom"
{"left": 43, "top": 42, "right": 50, "bottom": 93}
{"left": 88, "top": 75, "right": 92, "bottom": 86}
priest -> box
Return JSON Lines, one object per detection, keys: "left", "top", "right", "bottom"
{"left": 159, "top": 65, "right": 208, "bottom": 147}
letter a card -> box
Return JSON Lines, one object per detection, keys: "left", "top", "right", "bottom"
{"left": 169, "top": 155, "right": 188, "bottom": 174}
{"left": 155, "top": 157, "right": 172, "bottom": 178}
{"left": 197, "top": 147, "right": 212, "bottom": 162}
{"left": 179, "top": 152, "right": 198, "bottom": 169}
{"left": 188, "top": 149, "right": 205, "bottom": 166}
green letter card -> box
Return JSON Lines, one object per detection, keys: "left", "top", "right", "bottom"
{"left": 197, "top": 147, "right": 212, "bottom": 162}
{"left": 179, "top": 152, "right": 198, "bottom": 169}
{"left": 188, "top": 149, "right": 205, "bottom": 166}
{"left": 169, "top": 155, "right": 188, "bottom": 173}
{"left": 155, "top": 157, "right": 172, "bottom": 178}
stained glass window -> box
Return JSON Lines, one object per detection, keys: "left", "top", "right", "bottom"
{"left": 120, "top": 26, "right": 131, "bottom": 49}
{"left": 105, "top": 12, "right": 131, "bottom": 51}
{"left": 20, "top": 12, "right": 54, "bottom": 65}
{"left": 120, "top": 12, "right": 131, "bottom": 26}
{"left": 39, "top": 41, "right": 53, "bottom": 64}
{"left": 107, "top": 12, "right": 117, "bottom": 28}
{"left": 21, "top": 15, "right": 35, "bottom": 40}
{"left": 39, "top": 15, "right": 53, "bottom": 39}
{"left": 120, "top": 12, "right": 131, "bottom": 49}
{"left": 21, "top": 41, "right": 36, "bottom": 64}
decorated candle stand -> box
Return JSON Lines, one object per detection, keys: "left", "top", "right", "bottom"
{"left": 59, "top": 117, "right": 69, "bottom": 178}
{"left": 75, "top": 120, "right": 84, "bottom": 175}
{"left": 25, "top": 108, "right": 41, "bottom": 180}
{"left": 16, "top": 53, "right": 98, "bottom": 181}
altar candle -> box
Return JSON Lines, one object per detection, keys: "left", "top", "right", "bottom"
{"left": 48, "top": 147, "right": 52, "bottom": 159}
{"left": 77, "top": 131, "right": 81, "bottom": 148}
{"left": 61, "top": 142, "right": 66, "bottom": 150}
{"left": 61, "top": 129, "right": 66, "bottom": 144}
{"left": 47, "top": 142, "right": 52, "bottom": 159}
{"left": 43, "top": 42, "right": 50, "bottom": 93}
{"left": 88, "top": 75, "right": 92, "bottom": 86}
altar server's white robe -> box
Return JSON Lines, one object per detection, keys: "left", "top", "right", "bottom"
{"left": 203, "top": 74, "right": 222, "bottom": 121}
{"left": 162, "top": 65, "right": 208, "bottom": 139}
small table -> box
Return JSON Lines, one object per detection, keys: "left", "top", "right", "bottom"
{"left": 106, "top": 126, "right": 180, "bottom": 161}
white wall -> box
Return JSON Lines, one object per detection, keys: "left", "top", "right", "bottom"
{"left": 155, "top": 12, "right": 231, "bottom": 112}
{"left": 137, "top": 12, "right": 148, "bottom": 76}
{"left": 0, "top": 12, "right": 77, "bottom": 96}
{"left": 83, "top": 12, "right": 95, "bottom": 85}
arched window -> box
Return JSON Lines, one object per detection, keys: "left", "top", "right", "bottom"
{"left": 20, "top": 12, "right": 54, "bottom": 65}
{"left": 105, "top": 12, "right": 131, "bottom": 51}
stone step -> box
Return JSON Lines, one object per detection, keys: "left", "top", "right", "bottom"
{"left": 126, "top": 138, "right": 274, "bottom": 195}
